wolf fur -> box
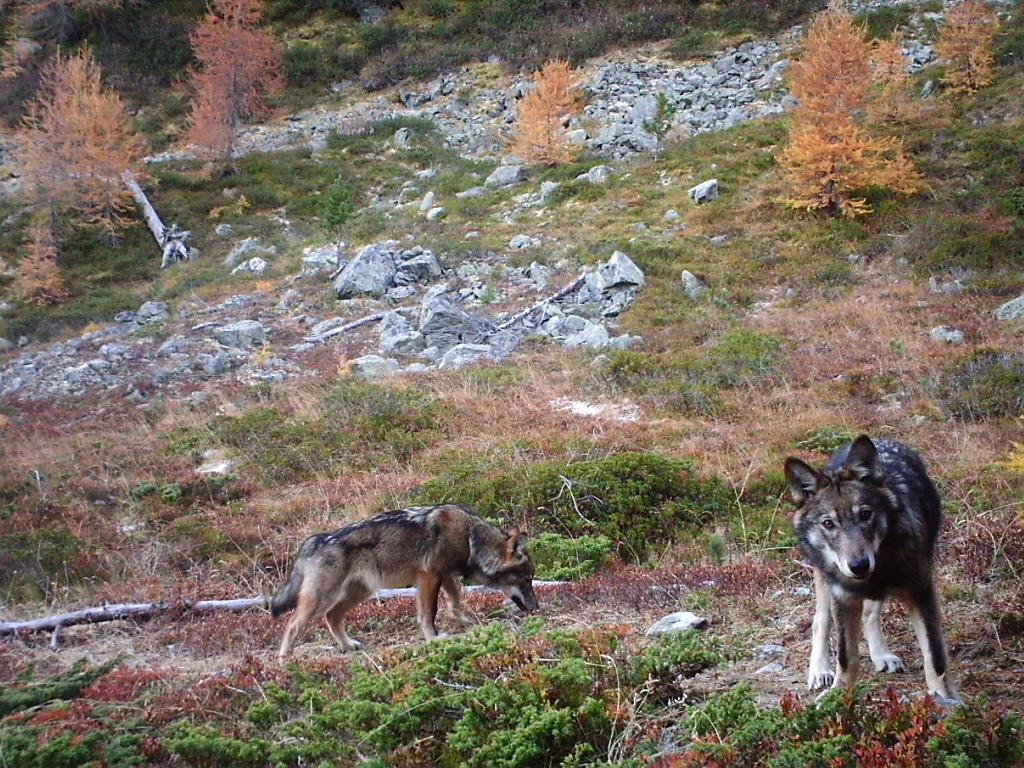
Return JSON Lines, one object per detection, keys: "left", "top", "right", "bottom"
{"left": 784, "top": 435, "right": 960, "bottom": 704}
{"left": 270, "top": 504, "right": 538, "bottom": 660}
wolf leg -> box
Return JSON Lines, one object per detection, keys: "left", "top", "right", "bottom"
{"left": 278, "top": 591, "right": 318, "bottom": 662}
{"left": 807, "top": 568, "right": 834, "bottom": 690}
{"left": 324, "top": 581, "right": 371, "bottom": 653}
{"left": 831, "top": 593, "right": 863, "bottom": 689}
{"left": 863, "top": 599, "right": 906, "bottom": 673}
{"left": 442, "top": 574, "right": 475, "bottom": 627}
{"left": 906, "top": 585, "right": 961, "bottom": 705}
{"left": 415, "top": 572, "right": 445, "bottom": 641}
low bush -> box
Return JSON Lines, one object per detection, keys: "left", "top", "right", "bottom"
{"left": 415, "top": 451, "right": 732, "bottom": 561}
{"left": 528, "top": 532, "right": 614, "bottom": 580}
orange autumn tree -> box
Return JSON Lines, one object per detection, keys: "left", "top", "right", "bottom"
{"left": 15, "top": 218, "right": 69, "bottom": 306}
{"left": 870, "top": 33, "right": 914, "bottom": 124}
{"left": 936, "top": 0, "right": 999, "bottom": 93}
{"left": 19, "top": 48, "right": 144, "bottom": 236}
{"left": 780, "top": 4, "right": 921, "bottom": 217}
{"left": 187, "top": 0, "right": 284, "bottom": 171}
{"left": 512, "top": 59, "right": 581, "bottom": 166}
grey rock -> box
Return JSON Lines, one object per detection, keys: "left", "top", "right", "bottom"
{"left": 224, "top": 238, "right": 275, "bottom": 268}
{"left": 456, "top": 186, "right": 488, "bottom": 199}
{"left": 157, "top": 335, "right": 190, "bottom": 357}
{"left": 202, "top": 352, "right": 231, "bottom": 375}
{"left": 215, "top": 223, "right": 233, "bottom": 237}
{"left": 664, "top": 209, "right": 681, "bottom": 222}
{"left": 379, "top": 312, "right": 426, "bottom": 355}
{"left": 393, "top": 127, "right": 412, "bottom": 149}
{"left": 352, "top": 354, "right": 400, "bottom": 379}
{"left": 539, "top": 180, "right": 560, "bottom": 199}
{"left": 137, "top": 301, "right": 170, "bottom": 325}
{"left": 995, "top": 295, "right": 1024, "bottom": 321}
{"left": 394, "top": 247, "right": 443, "bottom": 285}
{"left": 99, "top": 343, "right": 130, "bottom": 360}
{"left": 567, "top": 128, "right": 589, "bottom": 145}
{"left": 334, "top": 240, "right": 400, "bottom": 298}
{"left": 528, "top": 261, "right": 554, "bottom": 290}
{"left": 681, "top": 270, "right": 707, "bottom": 299}
{"left": 563, "top": 322, "right": 609, "bottom": 349}
{"left": 930, "top": 326, "right": 965, "bottom": 344}
{"left": 0, "top": 337, "right": 12, "bottom": 353}
{"left": 426, "top": 206, "right": 447, "bottom": 221}
{"left": 419, "top": 190, "right": 436, "bottom": 212}
{"left": 484, "top": 164, "right": 526, "bottom": 189}
{"left": 645, "top": 611, "right": 710, "bottom": 636}
{"left": 579, "top": 165, "right": 613, "bottom": 184}
{"left": 231, "top": 256, "right": 269, "bottom": 276}
{"left": 419, "top": 294, "right": 493, "bottom": 347}
{"left": 754, "top": 643, "right": 786, "bottom": 661}
{"left": 276, "top": 289, "right": 302, "bottom": 310}
{"left": 438, "top": 343, "right": 493, "bottom": 370}
{"left": 359, "top": 4, "right": 386, "bottom": 24}
{"left": 921, "top": 79, "right": 936, "bottom": 99}
{"left": 487, "top": 329, "right": 524, "bottom": 359}
{"left": 609, "top": 334, "right": 642, "bottom": 350}
{"left": 755, "top": 662, "right": 785, "bottom": 675}
{"left": 688, "top": 178, "right": 720, "bottom": 204}
{"left": 599, "top": 251, "right": 645, "bottom": 289}
{"left": 310, "top": 317, "right": 348, "bottom": 337}
{"left": 213, "top": 320, "right": 266, "bottom": 349}
{"left": 301, "top": 244, "right": 344, "bottom": 275}
{"left": 197, "top": 448, "right": 238, "bottom": 476}
{"left": 509, "top": 234, "right": 541, "bottom": 250}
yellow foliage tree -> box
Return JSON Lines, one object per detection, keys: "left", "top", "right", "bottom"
{"left": 870, "top": 33, "right": 914, "bottom": 124}
{"left": 19, "top": 48, "right": 144, "bottom": 236}
{"left": 781, "top": 4, "right": 921, "bottom": 217}
{"left": 15, "top": 219, "right": 68, "bottom": 305}
{"left": 512, "top": 59, "right": 580, "bottom": 166}
{"left": 936, "top": 0, "right": 999, "bottom": 93}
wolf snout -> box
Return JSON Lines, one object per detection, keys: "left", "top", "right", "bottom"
{"left": 848, "top": 557, "right": 873, "bottom": 578}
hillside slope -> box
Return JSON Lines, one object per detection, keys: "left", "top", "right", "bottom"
{"left": 1, "top": 0, "right": 1024, "bottom": 764}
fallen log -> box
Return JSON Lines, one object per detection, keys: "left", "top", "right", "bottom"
{"left": 0, "top": 582, "right": 564, "bottom": 638}
{"left": 303, "top": 311, "right": 388, "bottom": 344}
{"left": 495, "top": 273, "right": 587, "bottom": 332}
{"left": 123, "top": 171, "right": 194, "bottom": 268}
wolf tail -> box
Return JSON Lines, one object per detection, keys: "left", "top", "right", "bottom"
{"left": 269, "top": 537, "right": 317, "bottom": 617}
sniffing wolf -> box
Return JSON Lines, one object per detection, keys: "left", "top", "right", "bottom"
{"left": 784, "top": 435, "right": 960, "bottom": 703}
{"left": 270, "top": 504, "right": 538, "bottom": 660}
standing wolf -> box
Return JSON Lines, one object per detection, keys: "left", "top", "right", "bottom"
{"left": 784, "top": 435, "right": 960, "bottom": 703}
{"left": 270, "top": 504, "right": 538, "bottom": 661}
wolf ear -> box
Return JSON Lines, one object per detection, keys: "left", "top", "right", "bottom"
{"left": 784, "top": 457, "right": 823, "bottom": 506}
{"left": 506, "top": 528, "right": 528, "bottom": 561}
{"left": 845, "top": 435, "right": 884, "bottom": 483}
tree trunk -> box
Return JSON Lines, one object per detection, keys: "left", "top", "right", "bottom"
{"left": 122, "top": 171, "right": 193, "bottom": 268}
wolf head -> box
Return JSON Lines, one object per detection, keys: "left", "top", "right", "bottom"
{"left": 784, "top": 435, "right": 899, "bottom": 582}
{"left": 470, "top": 526, "right": 539, "bottom": 612}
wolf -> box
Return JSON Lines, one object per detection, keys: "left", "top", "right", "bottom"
{"left": 269, "top": 504, "right": 538, "bottom": 661}
{"left": 784, "top": 435, "right": 960, "bottom": 704}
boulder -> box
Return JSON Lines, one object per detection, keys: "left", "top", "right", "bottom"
{"left": 484, "top": 164, "right": 526, "bottom": 189}
{"left": 509, "top": 234, "right": 541, "bottom": 250}
{"left": 995, "top": 295, "right": 1024, "bottom": 321}
{"left": 136, "top": 301, "right": 170, "bottom": 325}
{"left": 334, "top": 241, "right": 400, "bottom": 298}
{"left": 379, "top": 312, "right": 426, "bottom": 355}
{"left": 352, "top": 354, "right": 400, "bottom": 379}
{"left": 231, "top": 257, "right": 269, "bottom": 275}
{"left": 301, "top": 244, "right": 344, "bottom": 275}
{"left": 438, "top": 343, "right": 493, "bottom": 370}
{"left": 930, "top": 326, "right": 964, "bottom": 344}
{"left": 681, "top": 270, "right": 707, "bottom": 299}
{"left": 213, "top": 320, "right": 266, "bottom": 349}
{"left": 197, "top": 448, "right": 238, "bottom": 476}
{"left": 599, "top": 251, "right": 645, "bottom": 289}
{"left": 688, "top": 178, "right": 720, "bottom": 204}
{"left": 563, "top": 321, "right": 610, "bottom": 349}
{"left": 394, "top": 249, "right": 443, "bottom": 285}
{"left": 419, "top": 190, "right": 436, "bottom": 212}
{"left": 419, "top": 294, "right": 493, "bottom": 347}
{"left": 393, "top": 127, "right": 412, "bottom": 149}
{"left": 645, "top": 611, "right": 710, "bottom": 636}
{"left": 456, "top": 186, "right": 487, "bottom": 199}
{"left": 579, "top": 165, "right": 613, "bottom": 184}
{"left": 426, "top": 206, "right": 447, "bottom": 221}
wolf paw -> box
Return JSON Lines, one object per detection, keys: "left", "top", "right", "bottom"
{"left": 342, "top": 639, "right": 363, "bottom": 653}
{"left": 807, "top": 671, "right": 834, "bottom": 690}
{"left": 931, "top": 690, "right": 965, "bottom": 708}
{"left": 873, "top": 654, "right": 906, "bottom": 674}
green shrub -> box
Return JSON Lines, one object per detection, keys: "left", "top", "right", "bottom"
{"left": 945, "top": 353, "right": 1024, "bottom": 421}
{"left": 527, "top": 533, "right": 613, "bottom": 580}
{"left": 416, "top": 451, "right": 731, "bottom": 560}
{"left": 0, "top": 660, "right": 116, "bottom": 717}
{"left": 321, "top": 175, "right": 358, "bottom": 233}
{"left": 795, "top": 426, "right": 856, "bottom": 455}
{"left": 630, "top": 631, "right": 727, "bottom": 685}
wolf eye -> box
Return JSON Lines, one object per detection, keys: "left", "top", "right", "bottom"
{"left": 859, "top": 508, "right": 873, "bottom": 522}
{"left": 821, "top": 519, "right": 835, "bottom": 530}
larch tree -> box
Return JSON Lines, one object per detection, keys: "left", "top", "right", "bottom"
{"left": 936, "top": 0, "right": 999, "bottom": 94}
{"left": 780, "top": 4, "right": 921, "bottom": 217}
{"left": 19, "top": 48, "right": 145, "bottom": 237}
{"left": 15, "top": 218, "right": 69, "bottom": 306}
{"left": 870, "top": 33, "right": 914, "bottom": 124}
{"left": 512, "top": 59, "right": 581, "bottom": 166}
{"left": 187, "top": 0, "right": 284, "bottom": 171}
